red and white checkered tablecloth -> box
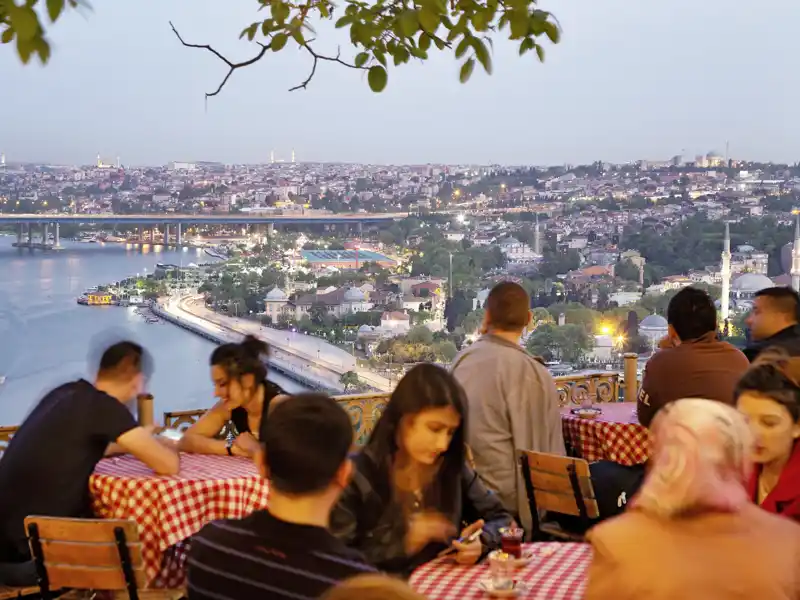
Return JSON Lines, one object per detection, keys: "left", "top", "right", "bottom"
{"left": 89, "top": 453, "right": 270, "bottom": 588}
{"left": 410, "top": 542, "right": 591, "bottom": 600}
{"left": 560, "top": 403, "right": 650, "bottom": 466}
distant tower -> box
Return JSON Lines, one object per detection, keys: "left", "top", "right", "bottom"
{"left": 720, "top": 222, "right": 732, "bottom": 323}
{"left": 638, "top": 263, "right": 645, "bottom": 287}
{"left": 291, "top": 149, "right": 295, "bottom": 164}
{"left": 792, "top": 214, "right": 800, "bottom": 291}
{"left": 270, "top": 150, "right": 275, "bottom": 164}
{"left": 0, "top": 152, "right": 5, "bottom": 168}
{"left": 116, "top": 156, "right": 121, "bottom": 169}
{"left": 96, "top": 153, "right": 102, "bottom": 168}
{"left": 533, "top": 213, "right": 541, "bottom": 255}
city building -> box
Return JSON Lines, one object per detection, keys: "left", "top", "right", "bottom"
{"left": 301, "top": 249, "right": 396, "bottom": 270}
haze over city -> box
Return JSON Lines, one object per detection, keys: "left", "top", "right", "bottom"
{"left": 2, "top": 0, "right": 800, "bottom": 166}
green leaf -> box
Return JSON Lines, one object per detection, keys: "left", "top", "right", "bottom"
{"left": 10, "top": 7, "right": 39, "bottom": 42}
{"left": 418, "top": 32, "right": 431, "bottom": 51}
{"left": 335, "top": 15, "right": 353, "bottom": 28}
{"left": 433, "top": 37, "right": 445, "bottom": 50}
{"left": 261, "top": 19, "right": 274, "bottom": 36}
{"left": 519, "top": 37, "right": 534, "bottom": 56}
{"left": 35, "top": 37, "right": 51, "bottom": 63}
{"left": 271, "top": 0, "right": 290, "bottom": 23}
{"left": 535, "top": 44, "right": 545, "bottom": 62}
{"left": 46, "top": 0, "right": 65, "bottom": 23}
{"left": 471, "top": 12, "right": 488, "bottom": 31}
{"left": 543, "top": 21, "right": 560, "bottom": 43}
{"left": 459, "top": 57, "right": 474, "bottom": 83}
{"left": 398, "top": 10, "right": 418, "bottom": 37}
{"left": 472, "top": 38, "right": 491, "bottom": 74}
{"left": 246, "top": 23, "right": 258, "bottom": 41}
{"left": 271, "top": 32, "right": 288, "bottom": 51}
{"left": 509, "top": 11, "right": 528, "bottom": 39}
{"left": 367, "top": 65, "right": 388, "bottom": 92}
{"left": 373, "top": 49, "right": 386, "bottom": 66}
{"left": 354, "top": 51, "right": 369, "bottom": 68}
{"left": 1, "top": 28, "right": 14, "bottom": 44}
{"left": 16, "top": 36, "right": 35, "bottom": 64}
{"left": 290, "top": 28, "right": 305, "bottom": 45}
{"left": 455, "top": 37, "right": 469, "bottom": 59}
{"left": 418, "top": 8, "right": 440, "bottom": 34}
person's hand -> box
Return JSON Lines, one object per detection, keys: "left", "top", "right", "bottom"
{"left": 233, "top": 432, "right": 261, "bottom": 457}
{"left": 143, "top": 424, "right": 163, "bottom": 436}
{"left": 405, "top": 511, "right": 456, "bottom": 555}
{"left": 658, "top": 335, "right": 679, "bottom": 349}
{"left": 451, "top": 519, "right": 484, "bottom": 565}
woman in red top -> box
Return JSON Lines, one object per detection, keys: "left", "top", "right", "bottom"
{"left": 736, "top": 349, "right": 800, "bottom": 521}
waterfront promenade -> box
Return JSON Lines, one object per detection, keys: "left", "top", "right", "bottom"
{"left": 159, "top": 296, "right": 392, "bottom": 392}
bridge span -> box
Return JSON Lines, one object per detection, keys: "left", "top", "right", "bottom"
{"left": 0, "top": 212, "right": 406, "bottom": 250}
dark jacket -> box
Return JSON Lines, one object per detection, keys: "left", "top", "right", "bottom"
{"left": 744, "top": 325, "right": 800, "bottom": 362}
{"left": 329, "top": 449, "right": 513, "bottom": 576}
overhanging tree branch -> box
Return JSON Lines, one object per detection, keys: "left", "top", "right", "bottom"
{"left": 289, "top": 42, "right": 366, "bottom": 92}
{"left": 170, "top": 21, "right": 271, "bottom": 98}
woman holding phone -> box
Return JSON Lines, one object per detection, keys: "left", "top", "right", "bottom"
{"left": 330, "top": 363, "right": 513, "bottom": 576}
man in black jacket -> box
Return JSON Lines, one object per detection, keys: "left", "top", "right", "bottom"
{"left": 744, "top": 287, "right": 800, "bottom": 361}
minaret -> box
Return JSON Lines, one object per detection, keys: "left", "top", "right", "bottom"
{"left": 0, "top": 152, "right": 5, "bottom": 169}
{"left": 792, "top": 214, "right": 800, "bottom": 291}
{"left": 720, "top": 221, "right": 731, "bottom": 324}
{"left": 533, "top": 213, "right": 541, "bottom": 255}
{"left": 270, "top": 150, "right": 275, "bottom": 164}
{"left": 96, "top": 153, "right": 102, "bottom": 168}
{"left": 291, "top": 149, "right": 295, "bottom": 164}
{"left": 116, "top": 156, "right": 121, "bottom": 169}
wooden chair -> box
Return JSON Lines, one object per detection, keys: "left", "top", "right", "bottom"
{"left": 25, "top": 516, "right": 185, "bottom": 600}
{"left": 519, "top": 450, "right": 600, "bottom": 541}
{"left": 0, "top": 585, "right": 39, "bottom": 600}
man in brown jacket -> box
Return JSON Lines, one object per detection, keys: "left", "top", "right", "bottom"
{"left": 637, "top": 287, "right": 749, "bottom": 428}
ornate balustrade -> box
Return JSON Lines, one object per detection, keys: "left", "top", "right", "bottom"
{"left": 161, "top": 368, "right": 633, "bottom": 448}
{"left": 0, "top": 362, "right": 639, "bottom": 456}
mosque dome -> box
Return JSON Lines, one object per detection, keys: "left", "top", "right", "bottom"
{"left": 640, "top": 314, "right": 668, "bottom": 330}
{"left": 731, "top": 273, "right": 774, "bottom": 294}
{"left": 265, "top": 287, "right": 288, "bottom": 301}
{"left": 358, "top": 324, "right": 374, "bottom": 333}
{"left": 343, "top": 287, "right": 366, "bottom": 302}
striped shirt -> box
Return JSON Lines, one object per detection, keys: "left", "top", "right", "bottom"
{"left": 187, "top": 510, "right": 376, "bottom": 600}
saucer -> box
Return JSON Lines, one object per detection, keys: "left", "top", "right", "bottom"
{"left": 571, "top": 407, "right": 602, "bottom": 419}
{"left": 478, "top": 579, "right": 519, "bottom": 598}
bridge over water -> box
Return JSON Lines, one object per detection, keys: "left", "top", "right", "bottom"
{"left": 0, "top": 212, "right": 406, "bottom": 249}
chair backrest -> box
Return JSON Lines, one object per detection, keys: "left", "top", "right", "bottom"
{"left": 519, "top": 450, "right": 600, "bottom": 521}
{"left": 25, "top": 516, "right": 146, "bottom": 596}
{"left": 0, "top": 426, "right": 18, "bottom": 456}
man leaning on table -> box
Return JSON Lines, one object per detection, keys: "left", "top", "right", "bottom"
{"left": 0, "top": 341, "right": 179, "bottom": 587}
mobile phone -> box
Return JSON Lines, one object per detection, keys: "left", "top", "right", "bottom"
{"left": 438, "top": 529, "right": 483, "bottom": 557}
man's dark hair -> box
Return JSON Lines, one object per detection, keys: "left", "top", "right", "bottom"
{"left": 485, "top": 281, "right": 530, "bottom": 331}
{"left": 666, "top": 287, "right": 717, "bottom": 341}
{"left": 754, "top": 287, "right": 800, "bottom": 322}
{"left": 260, "top": 393, "right": 352, "bottom": 495}
{"left": 97, "top": 341, "right": 150, "bottom": 380}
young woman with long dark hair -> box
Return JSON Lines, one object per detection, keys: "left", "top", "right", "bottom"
{"left": 330, "top": 363, "right": 513, "bottom": 575}
{"left": 179, "top": 335, "right": 286, "bottom": 458}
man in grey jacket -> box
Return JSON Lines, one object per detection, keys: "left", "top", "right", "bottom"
{"left": 451, "top": 282, "right": 565, "bottom": 533}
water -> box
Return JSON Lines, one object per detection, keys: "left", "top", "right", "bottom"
{"left": 0, "top": 236, "right": 306, "bottom": 427}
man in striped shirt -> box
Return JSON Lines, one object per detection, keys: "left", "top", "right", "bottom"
{"left": 188, "top": 393, "right": 375, "bottom": 599}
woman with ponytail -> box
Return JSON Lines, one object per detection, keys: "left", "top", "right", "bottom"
{"left": 180, "top": 335, "right": 287, "bottom": 458}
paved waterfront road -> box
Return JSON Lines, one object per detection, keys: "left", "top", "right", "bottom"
{"left": 165, "top": 295, "right": 393, "bottom": 392}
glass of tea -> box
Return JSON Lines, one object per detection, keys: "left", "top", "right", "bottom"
{"left": 499, "top": 526, "right": 524, "bottom": 559}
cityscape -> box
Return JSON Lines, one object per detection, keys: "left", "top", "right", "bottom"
{"left": 1, "top": 151, "right": 799, "bottom": 391}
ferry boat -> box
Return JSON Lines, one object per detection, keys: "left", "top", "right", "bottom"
{"left": 77, "top": 291, "right": 116, "bottom": 306}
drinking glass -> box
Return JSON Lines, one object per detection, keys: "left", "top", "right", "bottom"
{"left": 488, "top": 551, "right": 513, "bottom": 591}
{"left": 499, "top": 526, "right": 524, "bottom": 559}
